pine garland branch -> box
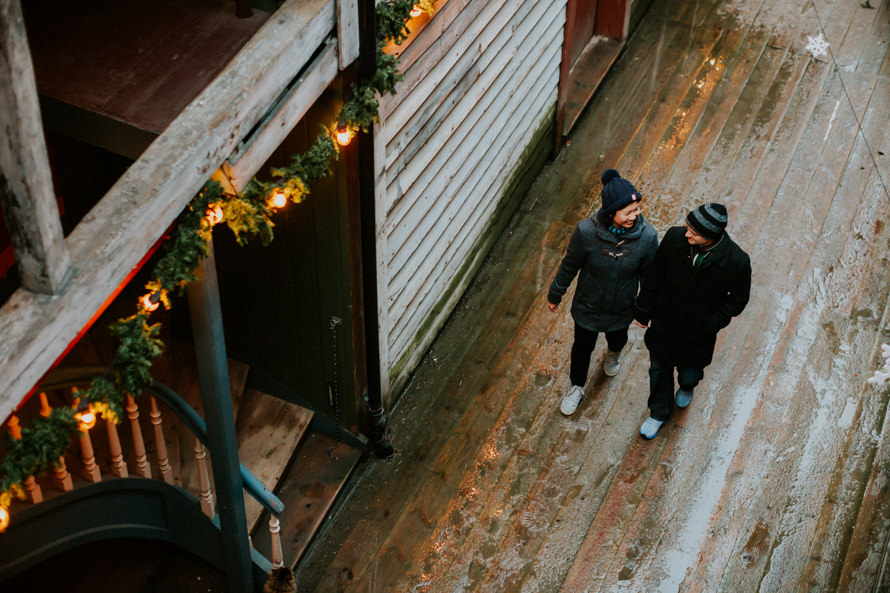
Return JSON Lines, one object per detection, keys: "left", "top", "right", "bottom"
{"left": 0, "top": 409, "right": 79, "bottom": 494}
{"left": 376, "top": 0, "right": 416, "bottom": 45}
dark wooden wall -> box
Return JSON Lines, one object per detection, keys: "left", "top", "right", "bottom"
{"left": 214, "top": 85, "right": 361, "bottom": 430}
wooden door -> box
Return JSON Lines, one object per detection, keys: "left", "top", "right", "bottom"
{"left": 557, "top": 0, "right": 634, "bottom": 144}
{"left": 214, "top": 87, "right": 361, "bottom": 430}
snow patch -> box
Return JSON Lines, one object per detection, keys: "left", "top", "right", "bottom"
{"left": 654, "top": 385, "right": 760, "bottom": 593}
{"left": 867, "top": 343, "right": 890, "bottom": 387}
{"left": 838, "top": 398, "right": 856, "bottom": 429}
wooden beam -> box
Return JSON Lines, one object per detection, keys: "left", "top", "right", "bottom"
{"left": 0, "top": 0, "right": 335, "bottom": 420}
{"left": 336, "top": 0, "right": 360, "bottom": 69}
{"left": 0, "top": 0, "right": 70, "bottom": 294}
{"left": 227, "top": 40, "right": 340, "bottom": 189}
{"left": 595, "top": 0, "right": 631, "bottom": 40}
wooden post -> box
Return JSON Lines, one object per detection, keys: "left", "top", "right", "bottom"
{"left": 0, "top": 0, "right": 70, "bottom": 294}
{"left": 595, "top": 0, "right": 631, "bottom": 40}
{"left": 336, "top": 0, "right": 360, "bottom": 69}
{"left": 555, "top": 0, "right": 578, "bottom": 152}
{"left": 187, "top": 239, "right": 254, "bottom": 593}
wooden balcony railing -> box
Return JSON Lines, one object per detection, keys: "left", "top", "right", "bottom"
{"left": 2, "top": 371, "right": 286, "bottom": 572}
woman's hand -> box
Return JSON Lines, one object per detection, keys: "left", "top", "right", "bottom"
{"left": 547, "top": 301, "right": 559, "bottom": 313}
{"left": 633, "top": 320, "right": 650, "bottom": 328}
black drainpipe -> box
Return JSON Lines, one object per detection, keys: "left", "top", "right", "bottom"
{"left": 358, "top": 0, "right": 394, "bottom": 460}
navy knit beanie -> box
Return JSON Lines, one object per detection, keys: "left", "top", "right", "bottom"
{"left": 600, "top": 169, "right": 641, "bottom": 215}
{"left": 687, "top": 203, "right": 728, "bottom": 239}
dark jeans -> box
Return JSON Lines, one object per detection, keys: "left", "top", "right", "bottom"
{"left": 647, "top": 354, "right": 704, "bottom": 421}
{"left": 570, "top": 323, "right": 628, "bottom": 387}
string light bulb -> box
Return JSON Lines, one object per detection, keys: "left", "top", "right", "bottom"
{"left": 206, "top": 204, "right": 224, "bottom": 226}
{"left": 410, "top": 5, "right": 423, "bottom": 17}
{"left": 268, "top": 190, "right": 287, "bottom": 209}
{"left": 334, "top": 122, "right": 354, "bottom": 147}
{"left": 141, "top": 291, "right": 161, "bottom": 312}
{"left": 75, "top": 403, "right": 97, "bottom": 431}
{"left": 0, "top": 506, "right": 8, "bottom": 533}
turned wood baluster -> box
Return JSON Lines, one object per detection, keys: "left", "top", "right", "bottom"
{"left": 269, "top": 515, "right": 285, "bottom": 569}
{"left": 126, "top": 394, "right": 151, "bottom": 478}
{"left": 193, "top": 438, "right": 215, "bottom": 518}
{"left": 72, "top": 389, "right": 101, "bottom": 483}
{"left": 79, "top": 426, "right": 102, "bottom": 483}
{"left": 149, "top": 396, "right": 174, "bottom": 485}
{"left": 105, "top": 417, "right": 128, "bottom": 478}
{"left": 7, "top": 415, "right": 43, "bottom": 503}
{"left": 38, "top": 393, "right": 72, "bottom": 491}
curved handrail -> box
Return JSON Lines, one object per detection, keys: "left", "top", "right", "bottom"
{"left": 147, "top": 381, "right": 285, "bottom": 515}
{"left": 35, "top": 366, "right": 284, "bottom": 516}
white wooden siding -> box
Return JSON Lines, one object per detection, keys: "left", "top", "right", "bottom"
{"left": 375, "top": 0, "right": 567, "bottom": 398}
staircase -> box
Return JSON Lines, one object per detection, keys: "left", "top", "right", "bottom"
{"left": 0, "top": 336, "right": 364, "bottom": 585}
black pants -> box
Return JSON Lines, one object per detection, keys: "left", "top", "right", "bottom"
{"left": 647, "top": 354, "right": 704, "bottom": 421}
{"left": 570, "top": 323, "right": 628, "bottom": 387}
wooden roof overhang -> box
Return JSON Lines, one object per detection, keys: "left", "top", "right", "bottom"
{"left": 0, "top": 0, "right": 359, "bottom": 421}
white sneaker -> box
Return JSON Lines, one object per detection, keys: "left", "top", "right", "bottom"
{"left": 640, "top": 416, "right": 664, "bottom": 439}
{"left": 604, "top": 350, "right": 621, "bottom": 377}
{"left": 560, "top": 385, "right": 584, "bottom": 416}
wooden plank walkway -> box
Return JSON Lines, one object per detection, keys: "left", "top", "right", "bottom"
{"left": 294, "top": 0, "right": 890, "bottom": 591}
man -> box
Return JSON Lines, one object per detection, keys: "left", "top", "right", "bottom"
{"left": 634, "top": 203, "right": 751, "bottom": 439}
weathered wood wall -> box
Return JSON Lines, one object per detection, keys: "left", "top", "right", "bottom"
{"left": 375, "top": 0, "right": 567, "bottom": 400}
{"left": 0, "top": 0, "right": 344, "bottom": 420}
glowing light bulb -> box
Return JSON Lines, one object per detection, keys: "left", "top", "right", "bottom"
{"left": 0, "top": 507, "right": 8, "bottom": 532}
{"left": 76, "top": 405, "right": 97, "bottom": 431}
{"left": 268, "top": 191, "right": 287, "bottom": 209}
{"left": 410, "top": 5, "right": 423, "bottom": 17}
{"left": 141, "top": 292, "right": 161, "bottom": 312}
{"left": 206, "top": 204, "right": 224, "bottom": 226}
{"left": 334, "top": 123, "right": 354, "bottom": 147}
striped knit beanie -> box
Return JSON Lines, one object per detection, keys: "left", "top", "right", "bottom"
{"left": 687, "top": 203, "right": 728, "bottom": 239}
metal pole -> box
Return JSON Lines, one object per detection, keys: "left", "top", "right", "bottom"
{"left": 357, "top": 0, "right": 394, "bottom": 460}
{"left": 187, "top": 239, "right": 254, "bottom": 593}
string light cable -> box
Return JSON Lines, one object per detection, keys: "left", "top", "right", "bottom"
{"left": 808, "top": 0, "right": 889, "bottom": 204}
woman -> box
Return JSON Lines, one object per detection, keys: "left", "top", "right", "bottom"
{"left": 547, "top": 169, "right": 658, "bottom": 415}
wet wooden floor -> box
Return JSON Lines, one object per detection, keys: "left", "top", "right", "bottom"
{"left": 295, "top": 0, "right": 890, "bottom": 590}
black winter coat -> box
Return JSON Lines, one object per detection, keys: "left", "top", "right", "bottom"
{"left": 549, "top": 211, "right": 658, "bottom": 333}
{"left": 635, "top": 226, "right": 751, "bottom": 367}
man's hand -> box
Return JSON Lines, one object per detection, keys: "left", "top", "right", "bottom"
{"left": 633, "top": 320, "right": 649, "bottom": 328}
{"left": 547, "top": 301, "right": 559, "bottom": 313}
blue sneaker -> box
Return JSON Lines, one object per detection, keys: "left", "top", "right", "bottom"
{"left": 640, "top": 417, "right": 664, "bottom": 439}
{"left": 675, "top": 388, "right": 694, "bottom": 409}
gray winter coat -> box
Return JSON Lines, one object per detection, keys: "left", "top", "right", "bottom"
{"left": 548, "top": 211, "right": 658, "bottom": 332}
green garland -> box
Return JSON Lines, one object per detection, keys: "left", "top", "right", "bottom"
{"left": 0, "top": 0, "right": 432, "bottom": 524}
